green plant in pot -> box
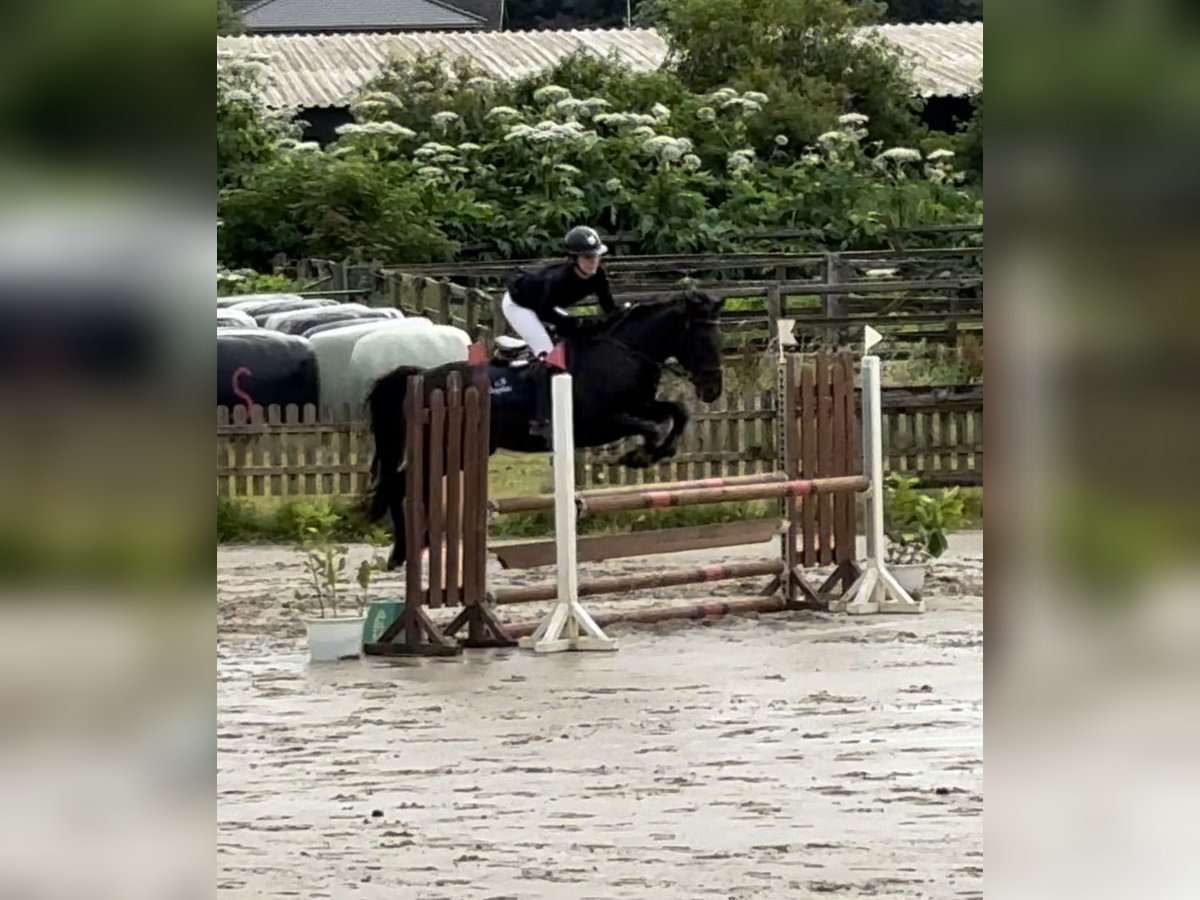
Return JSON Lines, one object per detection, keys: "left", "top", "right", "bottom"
{"left": 882, "top": 475, "right": 967, "bottom": 595}
{"left": 294, "top": 507, "right": 365, "bottom": 662}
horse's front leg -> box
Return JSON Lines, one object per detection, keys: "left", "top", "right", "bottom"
{"left": 606, "top": 411, "right": 671, "bottom": 469}
{"left": 609, "top": 401, "right": 689, "bottom": 468}
{"left": 641, "top": 399, "right": 690, "bottom": 462}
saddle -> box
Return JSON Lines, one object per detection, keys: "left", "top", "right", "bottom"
{"left": 490, "top": 335, "right": 535, "bottom": 367}
{"left": 489, "top": 335, "right": 568, "bottom": 372}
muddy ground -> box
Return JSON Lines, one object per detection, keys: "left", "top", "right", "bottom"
{"left": 218, "top": 534, "right": 982, "bottom": 898}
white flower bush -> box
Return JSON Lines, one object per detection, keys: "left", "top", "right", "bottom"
{"left": 485, "top": 106, "right": 522, "bottom": 122}
{"left": 337, "top": 122, "right": 415, "bottom": 138}
{"left": 877, "top": 147, "right": 923, "bottom": 164}
{"left": 533, "top": 84, "right": 572, "bottom": 105}
{"left": 414, "top": 141, "right": 457, "bottom": 158}
{"left": 220, "top": 51, "right": 980, "bottom": 267}
{"left": 727, "top": 148, "right": 756, "bottom": 174}
{"left": 643, "top": 134, "right": 677, "bottom": 154}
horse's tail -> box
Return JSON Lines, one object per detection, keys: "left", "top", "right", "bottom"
{"left": 364, "top": 366, "right": 419, "bottom": 522}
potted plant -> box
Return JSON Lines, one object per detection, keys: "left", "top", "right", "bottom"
{"left": 295, "top": 510, "right": 365, "bottom": 662}
{"left": 882, "top": 474, "right": 967, "bottom": 597}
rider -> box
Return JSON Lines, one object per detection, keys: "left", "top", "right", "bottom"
{"left": 500, "top": 225, "right": 617, "bottom": 438}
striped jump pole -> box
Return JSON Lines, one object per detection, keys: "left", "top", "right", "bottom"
{"left": 518, "top": 373, "right": 618, "bottom": 654}
{"left": 844, "top": 327, "right": 923, "bottom": 615}
{"left": 576, "top": 475, "right": 869, "bottom": 517}
{"left": 491, "top": 558, "right": 785, "bottom": 606}
{"left": 489, "top": 472, "right": 795, "bottom": 516}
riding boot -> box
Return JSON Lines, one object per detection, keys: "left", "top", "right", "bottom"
{"left": 529, "top": 358, "right": 552, "bottom": 444}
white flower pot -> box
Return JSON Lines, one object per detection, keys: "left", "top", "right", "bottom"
{"left": 305, "top": 615, "right": 365, "bottom": 662}
{"left": 890, "top": 563, "right": 927, "bottom": 598}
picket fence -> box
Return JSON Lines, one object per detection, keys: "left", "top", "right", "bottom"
{"left": 216, "top": 381, "right": 981, "bottom": 501}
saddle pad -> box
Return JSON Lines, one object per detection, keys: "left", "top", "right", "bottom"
{"left": 486, "top": 364, "right": 535, "bottom": 411}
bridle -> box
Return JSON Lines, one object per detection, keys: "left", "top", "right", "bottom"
{"left": 587, "top": 296, "right": 721, "bottom": 384}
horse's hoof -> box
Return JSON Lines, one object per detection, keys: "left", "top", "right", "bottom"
{"left": 618, "top": 449, "right": 653, "bottom": 469}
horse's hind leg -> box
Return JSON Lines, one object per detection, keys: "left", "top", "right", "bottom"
{"left": 386, "top": 486, "right": 408, "bottom": 570}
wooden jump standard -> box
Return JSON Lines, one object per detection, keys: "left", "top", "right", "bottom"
{"left": 364, "top": 347, "right": 919, "bottom": 657}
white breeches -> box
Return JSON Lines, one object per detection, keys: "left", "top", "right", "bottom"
{"left": 501, "top": 292, "right": 554, "bottom": 356}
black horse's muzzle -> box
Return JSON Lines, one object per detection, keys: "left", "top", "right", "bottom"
{"left": 692, "top": 369, "right": 723, "bottom": 403}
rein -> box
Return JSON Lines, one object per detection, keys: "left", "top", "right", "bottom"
{"left": 584, "top": 299, "right": 706, "bottom": 379}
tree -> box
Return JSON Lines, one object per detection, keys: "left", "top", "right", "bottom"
{"left": 956, "top": 88, "right": 981, "bottom": 182}
{"left": 218, "top": 0, "right": 244, "bottom": 35}
{"left": 638, "top": 0, "right": 927, "bottom": 148}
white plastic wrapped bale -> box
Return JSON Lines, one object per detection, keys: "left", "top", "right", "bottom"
{"left": 300, "top": 307, "right": 404, "bottom": 338}
{"left": 264, "top": 303, "right": 369, "bottom": 332}
{"left": 348, "top": 321, "right": 471, "bottom": 410}
{"left": 266, "top": 303, "right": 402, "bottom": 334}
{"left": 218, "top": 308, "right": 257, "bottom": 329}
{"left": 308, "top": 319, "right": 434, "bottom": 416}
{"left": 232, "top": 297, "right": 340, "bottom": 325}
{"left": 216, "top": 292, "right": 300, "bottom": 310}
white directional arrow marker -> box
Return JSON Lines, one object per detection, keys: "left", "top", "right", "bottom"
{"left": 863, "top": 325, "right": 882, "bottom": 355}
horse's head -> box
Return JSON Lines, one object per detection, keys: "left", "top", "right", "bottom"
{"left": 673, "top": 290, "right": 725, "bottom": 402}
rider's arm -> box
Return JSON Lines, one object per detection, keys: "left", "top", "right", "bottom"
{"left": 594, "top": 269, "right": 617, "bottom": 315}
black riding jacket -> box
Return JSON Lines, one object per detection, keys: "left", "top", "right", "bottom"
{"left": 507, "top": 260, "right": 616, "bottom": 330}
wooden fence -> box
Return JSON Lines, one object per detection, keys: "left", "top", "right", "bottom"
{"left": 216, "top": 382, "right": 981, "bottom": 502}
{"left": 290, "top": 244, "right": 982, "bottom": 352}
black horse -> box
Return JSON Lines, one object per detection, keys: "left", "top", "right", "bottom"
{"left": 364, "top": 290, "right": 726, "bottom": 569}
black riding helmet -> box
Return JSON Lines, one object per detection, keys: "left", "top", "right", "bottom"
{"left": 564, "top": 225, "right": 608, "bottom": 256}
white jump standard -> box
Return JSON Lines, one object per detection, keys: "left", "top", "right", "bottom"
{"left": 519, "top": 373, "right": 619, "bottom": 653}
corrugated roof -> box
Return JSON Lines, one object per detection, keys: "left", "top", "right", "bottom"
{"left": 242, "top": 0, "right": 485, "bottom": 33}
{"left": 217, "top": 23, "right": 981, "bottom": 110}
{"left": 860, "top": 22, "right": 982, "bottom": 98}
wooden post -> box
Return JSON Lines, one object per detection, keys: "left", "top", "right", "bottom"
{"left": 365, "top": 375, "right": 460, "bottom": 656}
{"left": 822, "top": 253, "right": 843, "bottom": 347}
{"left": 444, "top": 368, "right": 515, "bottom": 647}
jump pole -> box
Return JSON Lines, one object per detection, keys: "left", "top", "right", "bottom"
{"left": 518, "top": 373, "right": 619, "bottom": 653}
{"left": 844, "top": 327, "right": 924, "bottom": 615}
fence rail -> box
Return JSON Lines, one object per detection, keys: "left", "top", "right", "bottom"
{"left": 281, "top": 244, "right": 981, "bottom": 351}
{"left": 216, "top": 382, "right": 982, "bottom": 502}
